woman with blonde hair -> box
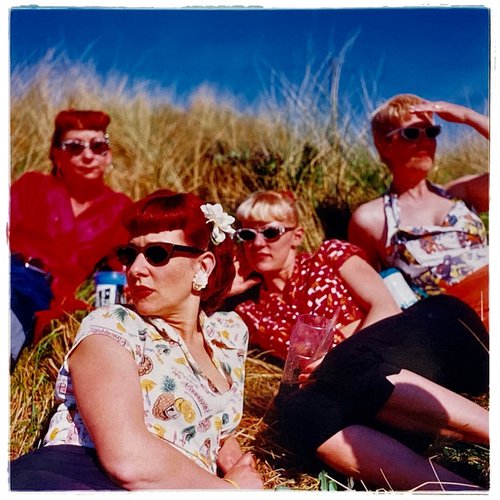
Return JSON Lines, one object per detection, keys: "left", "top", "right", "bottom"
{"left": 230, "top": 190, "right": 488, "bottom": 491}
{"left": 349, "top": 94, "right": 489, "bottom": 326}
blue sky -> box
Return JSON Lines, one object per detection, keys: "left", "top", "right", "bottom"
{"left": 9, "top": 5, "right": 490, "bottom": 125}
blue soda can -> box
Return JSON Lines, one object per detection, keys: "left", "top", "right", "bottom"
{"left": 94, "top": 271, "right": 127, "bottom": 307}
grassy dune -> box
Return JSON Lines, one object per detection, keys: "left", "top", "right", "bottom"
{"left": 9, "top": 55, "right": 490, "bottom": 490}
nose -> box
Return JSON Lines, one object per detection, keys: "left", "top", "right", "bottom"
{"left": 80, "top": 145, "right": 95, "bottom": 160}
{"left": 251, "top": 232, "right": 268, "bottom": 247}
{"left": 127, "top": 252, "right": 150, "bottom": 278}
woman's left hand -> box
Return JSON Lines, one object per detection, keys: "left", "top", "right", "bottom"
{"left": 217, "top": 436, "right": 244, "bottom": 475}
{"left": 223, "top": 452, "right": 264, "bottom": 489}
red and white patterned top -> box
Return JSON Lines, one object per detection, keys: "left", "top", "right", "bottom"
{"left": 236, "top": 240, "right": 366, "bottom": 360}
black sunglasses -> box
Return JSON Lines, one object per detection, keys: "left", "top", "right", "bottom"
{"left": 386, "top": 125, "right": 441, "bottom": 141}
{"left": 115, "top": 242, "right": 204, "bottom": 267}
{"left": 60, "top": 136, "right": 110, "bottom": 156}
{"left": 235, "top": 226, "right": 296, "bottom": 243}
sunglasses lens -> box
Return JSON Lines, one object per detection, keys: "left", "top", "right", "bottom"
{"left": 262, "top": 227, "right": 282, "bottom": 240}
{"left": 144, "top": 245, "right": 171, "bottom": 266}
{"left": 402, "top": 128, "right": 420, "bottom": 140}
{"left": 116, "top": 246, "right": 138, "bottom": 266}
{"left": 63, "top": 141, "right": 86, "bottom": 155}
{"left": 237, "top": 229, "right": 257, "bottom": 242}
{"left": 426, "top": 125, "right": 441, "bottom": 139}
{"left": 61, "top": 140, "right": 109, "bottom": 155}
{"left": 90, "top": 140, "right": 110, "bottom": 154}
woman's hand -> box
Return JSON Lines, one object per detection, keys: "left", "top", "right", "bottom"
{"left": 297, "top": 356, "right": 325, "bottom": 388}
{"left": 217, "top": 436, "right": 244, "bottom": 475}
{"left": 409, "top": 100, "right": 489, "bottom": 138}
{"left": 223, "top": 452, "right": 264, "bottom": 489}
{"left": 228, "top": 248, "right": 261, "bottom": 297}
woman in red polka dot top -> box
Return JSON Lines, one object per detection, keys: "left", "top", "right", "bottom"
{"left": 232, "top": 190, "right": 401, "bottom": 360}
{"left": 230, "top": 190, "right": 489, "bottom": 492}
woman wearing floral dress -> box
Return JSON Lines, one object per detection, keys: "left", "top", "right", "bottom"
{"left": 10, "top": 190, "right": 263, "bottom": 490}
{"left": 348, "top": 95, "right": 489, "bottom": 326}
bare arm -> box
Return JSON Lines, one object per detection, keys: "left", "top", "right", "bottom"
{"left": 298, "top": 256, "right": 402, "bottom": 388}
{"left": 409, "top": 100, "right": 489, "bottom": 212}
{"left": 70, "top": 335, "right": 262, "bottom": 489}
{"left": 409, "top": 100, "right": 489, "bottom": 139}
{"left": 338, "top": 255, "right": 401, "bottom": 329}
{"left": 445, "top": 173, "right": 489, "bottom": 213}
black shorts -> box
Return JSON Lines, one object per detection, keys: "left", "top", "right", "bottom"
{"left": 274, "top": 295, "right": 489, "bottom": 454}
{"left": 10, "top": 444, "right": 124, "bottom": 491}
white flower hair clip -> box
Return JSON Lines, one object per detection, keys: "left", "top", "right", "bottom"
{"left": 200, "top": 203, "right": 236, "bottom": 245}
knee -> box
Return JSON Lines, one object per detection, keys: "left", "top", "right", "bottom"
{"left": 316, "top": 425, "right": 369, "bottom": 470}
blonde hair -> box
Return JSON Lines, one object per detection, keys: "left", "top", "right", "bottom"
{"left": 371, "top": 94, "right": 426, "bottom": 155}
{"left": 236, "top": 191, "right": 299, "bottom": 226}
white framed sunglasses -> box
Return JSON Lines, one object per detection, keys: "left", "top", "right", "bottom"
{"left": 386, "top": 125, "right": 441, "bottom": 141}
{"left": 235, "top": 226, "right": 296, "bottom": 243}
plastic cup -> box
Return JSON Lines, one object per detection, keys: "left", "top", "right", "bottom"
{"left": 281, "top": 312, "right": 338, "bottom": 386}
{"left": 94, "top": 271, "right": 127, "bottom": 307}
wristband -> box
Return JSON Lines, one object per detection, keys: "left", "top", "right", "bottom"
{"left": 223, "top": 478, "right": 240, "bottom": 489}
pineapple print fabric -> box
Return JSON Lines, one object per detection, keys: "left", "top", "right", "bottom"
{"left": 43, "top": 305, "right": 249, "bottom": 474}
{"left": 383, "top": 182, "right": 488, "bottom": 294}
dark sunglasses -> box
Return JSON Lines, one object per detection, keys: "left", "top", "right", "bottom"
{"left": 235, "top": 226, "right": 296, "bottom": 243}
{"left": 59, "top": 136, "right": 110, "bottom": 156}
{"left": 115, "top": 242, "right": 204, "bottom": 267}
{"left": 387, "top": 125, "right": 441, "bottom": 141}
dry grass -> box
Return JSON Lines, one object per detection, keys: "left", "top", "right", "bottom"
{"left": 9, "top": 53, "right": 489, "bottom": 490}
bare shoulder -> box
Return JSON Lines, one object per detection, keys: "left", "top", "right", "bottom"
{"left": 350, "top": 197, "right": 385, "bottom": 230}
{"left": 348, "top": 197, "right": 386, "bottom": 268}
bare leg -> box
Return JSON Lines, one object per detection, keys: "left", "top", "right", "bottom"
{"left": 316, "top": 425, "right": 482, "bottom": 491}
{"left": 378, "top": 369, "right": 488, "bottom": 444}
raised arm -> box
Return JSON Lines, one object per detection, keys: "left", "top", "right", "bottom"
{"left": 70, "top": 335, "right": 262, "bottom": 489}
{"left": 409, "top": 100, "right": 489, "bottom": 139}
{"left": 338, "top": 255, "right": 401, "bottom": 329}
{"left": 409, "top": 100, "right": 489, "bottom": 212}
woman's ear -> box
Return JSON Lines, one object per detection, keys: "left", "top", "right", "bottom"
{"left": 291, "top": 226, "right": 304, "bottom": 248}
{"left": 198, "top": 251, "right": 217, "bottom": 277}
{"left": 104, "top": 149, "right": 113, "bottom": 167}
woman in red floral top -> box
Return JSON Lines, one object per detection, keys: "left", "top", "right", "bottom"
{"left": 231, "top": 191, "right": 489, "bottom": 492}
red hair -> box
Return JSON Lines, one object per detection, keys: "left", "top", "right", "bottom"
{"left": 50, "top": 109, "right": 111, "bottom": 173}
{"left": 122, "top": 189, "right": 236, "bottom": 315}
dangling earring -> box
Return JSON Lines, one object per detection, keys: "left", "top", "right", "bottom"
{"left": 105, "top": 163, "right": 114, "bottom": 174}
{"left": 192, "top": 270, "right": 209, "bottom": 291}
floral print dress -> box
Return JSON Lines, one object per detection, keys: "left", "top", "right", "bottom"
{"left": 384, "top": 183, "right": 488, "bottom": 294}
{"left": 43, "top": 305, "right": 248, "bottom": 474}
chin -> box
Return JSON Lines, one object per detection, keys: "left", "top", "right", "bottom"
{"left": 409, "top": 159, "right": 433, "bottom": 172}
{"left": 133, "top": 300, "right": 158, "bottom": 317}
{"left": 252, "top": 262, "right": 278, "bottom": 274}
